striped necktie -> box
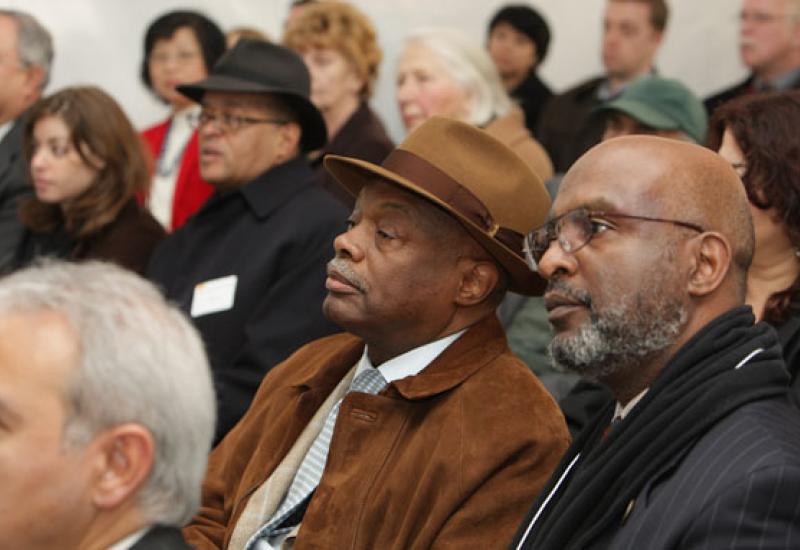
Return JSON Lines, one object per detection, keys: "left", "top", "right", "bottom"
{"left": 247, "top": 367, "right": 388, "bottom": 549}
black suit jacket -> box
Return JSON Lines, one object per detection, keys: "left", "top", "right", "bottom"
{"left": 535, "top": 76, "right": 606, "bottom": 173}
{"left": 0, "top": 116, "right": 32, "bottom": 272}
{"left": 511, "top": 71, "right": 553, "bottom": 137}
{"left": 601, "top": 397, "right": 800, "bottom": 549}
{"left": 131, "top": 525, "right": 193, "bottom": 549}
{"left": 704, "top": 75, "right": 753, "bottom": 118}
{"left": 704, "top": 73, "right": 800, "bottom": 117}
{"left": 309, "top": 102, "right": 393, "bottom": 209}
{"left": 147, "top": 158, "right": 347, "bottom": 444}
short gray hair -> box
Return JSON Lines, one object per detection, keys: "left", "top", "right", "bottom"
{"left": 0, "top": 260, "right": 215, "bottom": 527}
{"left": 404, "top": 28, "right": 512, "bottom": 126}
{"left": 0, "top": 9, "right": 53, "bottom": 88}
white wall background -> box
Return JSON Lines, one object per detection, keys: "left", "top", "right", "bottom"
{"left": 4, "top": 0, "right": 746, "bottom": 142}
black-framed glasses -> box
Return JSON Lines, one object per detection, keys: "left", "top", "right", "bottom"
{"left": 189, "top": 110, "right": 289, "bottom": 133}
{"left": 523, "top": 208, "right": 705, "bottom": 271}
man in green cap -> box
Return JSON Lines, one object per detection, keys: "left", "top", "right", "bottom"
{"left": 597, "top": 76, "right": 708, "bottom": 143}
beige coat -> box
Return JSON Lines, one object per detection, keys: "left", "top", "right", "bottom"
{"left": 184, "top": 315, "right": 569, "bottom": 549}
{"left": 486, "top": 107, "right": 555, "bottom": 183}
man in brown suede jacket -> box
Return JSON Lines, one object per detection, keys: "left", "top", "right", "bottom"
{"left": 184, "top": 117, "right": 570, "bottom": 549}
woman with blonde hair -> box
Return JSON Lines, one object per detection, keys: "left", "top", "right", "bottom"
{"left": 284, "top": 1, "right": 393, "bottom": 206}
{"left": 16, "top": 86, "right": 164, "bottom": 275}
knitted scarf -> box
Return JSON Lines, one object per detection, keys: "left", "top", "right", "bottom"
{"left": 511, "top": 306, "right": 790, "bottom": 549}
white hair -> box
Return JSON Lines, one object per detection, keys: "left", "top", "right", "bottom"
{"left": 0, "top": 260, "right": 215, "bottom": 527}
{"left": 0, "top": 9, "right": 53, "bottom": 88}
{"left": 404, "top": 27, "right": 512, "bottom": 126}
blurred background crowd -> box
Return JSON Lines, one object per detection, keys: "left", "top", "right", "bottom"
{"left": 1, "top": 0, "right": 744, "bottom": 143}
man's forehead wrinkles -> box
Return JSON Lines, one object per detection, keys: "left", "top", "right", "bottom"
{"left": 551, "top": 194, "right": 626, "bottom": 219}
{"left": 377, "top": 201, "right": 413, "bottom": 215}
{"left": 361, "top": 184, "right": 418, "bottom": 216}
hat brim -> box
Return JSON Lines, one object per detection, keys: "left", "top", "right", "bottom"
{"left": 177, "top": 75, "right": 327, "bottom": 152}
{"left": 324, "top": 154, "right": 546, "bottom": 297}
{"left": 597, "top": 100, "right": 678, "bottom": 131}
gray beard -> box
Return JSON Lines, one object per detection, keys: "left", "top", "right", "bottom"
{"left": 548, "top": 286, "right": 688, "bottom": 381}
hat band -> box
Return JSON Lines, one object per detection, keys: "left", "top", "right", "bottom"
{"left": 383, "top": 149, "right": 524, "bottom": 257}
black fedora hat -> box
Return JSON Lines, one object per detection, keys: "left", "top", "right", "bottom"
{"left": 178, "top": 39, "right": 327, "bottom": 152}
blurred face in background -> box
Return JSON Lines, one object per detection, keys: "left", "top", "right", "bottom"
{"left": 0, "top": 15, "right": 44, "bottom": 124}
{"left": 29, "top": 116, "right": 99, "bottom": 207}
{"left": 148, "top": 26, "right": 208, "bottom": 111}
{"left": 488, "top": 21, "right": 538, "bottom": 82}
{"left": 396, "top": 41, "right": 471, "bottom": 132}
{"left": 197, "top": 92, "right": 299, "bottom": 189}
{"left": 717, "top": 126, "right": 789, "bottom": 252}
{"left": 602, "top": 1, "right": 663, "bottom": 82}
{"left": 739, "top": 0, "right": 800, "bottom": 80}
{"left": 302, "top": 47, "right": 363, "bottom": 114}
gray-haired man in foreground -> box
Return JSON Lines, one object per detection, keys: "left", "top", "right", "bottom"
{"left": 0, "top": 261, "right": 215, "bottom": 549}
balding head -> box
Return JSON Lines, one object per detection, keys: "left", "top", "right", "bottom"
{"left": 562, "top": 136, "right": 754, "bottom": 298}
{"left": 536, "top": 135, "right": 754, "bottom": 399}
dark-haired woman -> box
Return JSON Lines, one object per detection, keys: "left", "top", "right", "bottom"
{"left": 15, "top": 86, "right": 164, "bottom": 275}
{"left": 140, "top": 10, "right": 226, "bottom": 230}
{"left": 710, "top": 90, "right": 800, "bottom": 396}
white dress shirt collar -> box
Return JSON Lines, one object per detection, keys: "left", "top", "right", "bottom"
{"left": 105, "top": 527, "right": 149, "bottom": 550}
{"left": 0, "top": 120, "right": 14, "bottom": 143}
{"left": 356, "top": 329, "right": 467, "bottom": 383}
{"left": 613, "top": 388, "right": 649, "bottom": 421}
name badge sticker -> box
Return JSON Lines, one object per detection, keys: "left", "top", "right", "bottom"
{"left": 191, "top": 275, "right": 238, "bottom": 318}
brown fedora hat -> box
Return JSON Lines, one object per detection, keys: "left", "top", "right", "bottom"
{"left": 324, "top": 116, "right": 550, "bottom": 296}
{"left": 177, "top": 39, "right": 327, "bottom": 152}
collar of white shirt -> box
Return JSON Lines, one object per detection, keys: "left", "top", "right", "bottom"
{"left": 355, "top": 329, "right": 467, "bottom": 384}
{"left": 613, "top": 388, "right": 649, "bottom": 422}
{"left": 0, "top": 120, "right": 14, "bottom": 144}
{"left": 105, "top": 526, "right": 149, "bottom": 550}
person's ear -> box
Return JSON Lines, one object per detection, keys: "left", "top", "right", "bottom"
{"left": 277, "top": 122, "right": 302, "bottom": 161}
{"left": 22, "top": 65, "right": 44, "bottom": 99}
{"left": 530, "top": 42, "right": 540, "bottom": 68}
{"left": 652, "top": 29, "right": 664, "bottom": 47}
{"left": 686, "top": 232, "right": 731, "bottom": 297}
{"left": 346, "top": 61, "right": 365, "bottom": 96}
{"left": 455, "top": 259, "right": 500, "bottom": 307}
{"left": 90, "top": 424, "right": 155, "bottom": 511}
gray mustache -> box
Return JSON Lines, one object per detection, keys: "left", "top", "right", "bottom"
{"left": 327, "top": 258, "right": 368, "bottom": 293}
{"left": 547, "top": 279, "right": 592, "bottom": 308}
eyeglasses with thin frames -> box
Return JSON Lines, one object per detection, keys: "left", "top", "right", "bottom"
{"left": 738, "top": 10, "right": 797, "bottom": 25}
{"left": 189, "top": 110, "right": 289, "bottom": 133}
{"left": 523, "top": 208, "right": 705, "bottom": 272}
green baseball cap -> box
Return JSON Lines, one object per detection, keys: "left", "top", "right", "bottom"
{"left": 596, "top": 76, "right": 708, "bottom": 144}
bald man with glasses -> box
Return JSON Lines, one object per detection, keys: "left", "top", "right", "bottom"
{"left": 147, "top": 39, "right": 347, "bottom": 445}
{"left": 512, "top": 135, "right": 800, "bottom": 549}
